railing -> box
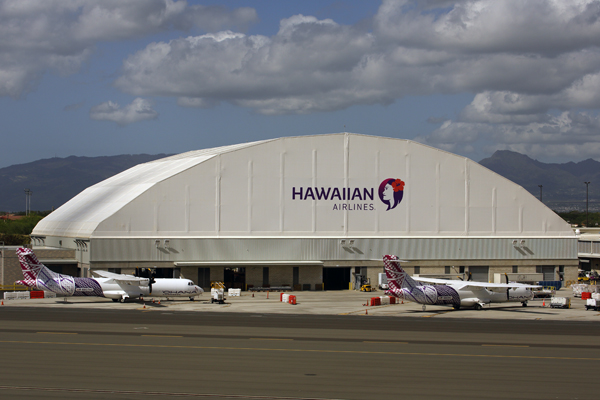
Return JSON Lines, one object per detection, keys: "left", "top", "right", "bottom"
{"left": 0, "top": 284, "right": 30, "bottom": 291}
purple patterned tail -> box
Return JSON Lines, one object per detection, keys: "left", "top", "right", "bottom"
{"left": 16, "top": 247, "right": 53, "bottom": 288}
{"left": 383, "top": 255, "right": 419, "bottom": 290}
{"left": 16, "top": 247, "right": 76, "bottom": 295}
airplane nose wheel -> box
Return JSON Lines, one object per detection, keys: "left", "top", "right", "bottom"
{"left": 474, "top": 303, "right": 482, "bottom": 310}
{"left": 422, "top": 305, "right": 426, "bottom": 311}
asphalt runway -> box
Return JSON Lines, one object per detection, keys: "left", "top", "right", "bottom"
{"left": 1, "top": 308, "right": 599, "bottom": 399}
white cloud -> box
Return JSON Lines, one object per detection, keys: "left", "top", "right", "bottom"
{"left": 4, "top": 0, "right": 600, "bottom": 159}
{"left": 90, "top": 98, "right": 158, "bottom": 125}
{"left": 112, "top": 1, "right": 600, "bottom": 118}
{"left": 419, "top": 110, "right": 600, "bottom": 161}
{"left": 0, "top": 0, "right": 257, "bottom": 98}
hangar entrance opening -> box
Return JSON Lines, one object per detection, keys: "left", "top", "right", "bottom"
{"left": 225, "top": 267, "right": 246, "bottom": 290}
{"left": 469, "top": 266, "right": 490, "bottom": 282}
{"left": 153, "top": 268, "right": 180, "bottom": 279}
{"left": 323, "top": 267, "right": 351, "bottom": 290}
{"left": 45, "top": 263, "right": 78, "bottom": 277}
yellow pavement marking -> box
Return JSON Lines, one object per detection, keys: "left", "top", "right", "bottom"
{"left": 36, "top": 332, "right": 78, "bottom": 335}
{"left": 0, "top": 340, "right": 598, "bottom": 361}
{"left": 363, "top": 341, "right": 408, "bottom": 344}
{"left": 141, "top": 335, "right": 183, "bottom": 338}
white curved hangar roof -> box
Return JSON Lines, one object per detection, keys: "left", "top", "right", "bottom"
{"left": 33, "top": 133, "right": 573, "bottom": 239}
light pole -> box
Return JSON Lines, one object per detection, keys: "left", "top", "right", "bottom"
{"left": 585, "top": 182, "right": 590, "bottom": 226}
{"left": 538, "top": 185, "right": 543, "bottom": 202}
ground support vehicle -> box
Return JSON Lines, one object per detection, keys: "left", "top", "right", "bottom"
{"left": 550, "top": 297, "right": 570, "bottom": 309}
{"left": 210, "top": 288, "right": 226, "bottom": 304}
{"left": 585, "top": 298, "right": 600, "bottom": 311}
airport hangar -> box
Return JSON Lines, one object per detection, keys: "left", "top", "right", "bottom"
{"left": 28, "top": 133, "right": 578, "bottom": 291}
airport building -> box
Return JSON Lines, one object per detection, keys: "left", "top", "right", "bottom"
{"left": 27, "top": 133, "right": 578, "bottom": 290}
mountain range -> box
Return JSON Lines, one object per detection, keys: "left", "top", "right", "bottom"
{"left": 0, "top": 154, "right": 169, "bottom": 212}
{"left": 0, "top": 150, "right": 598, "bottom": 212}
{"left": 478, "top": 151, "right": 600, "bottom": 211}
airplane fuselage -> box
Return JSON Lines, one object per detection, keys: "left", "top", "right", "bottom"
{"left": 24, "top": 274, "right": 202, "bottom": 300}
{"left": 390, "top": 284, "right": 533, "bottom": 308}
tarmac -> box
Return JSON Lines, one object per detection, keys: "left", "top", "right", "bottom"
{"left": 2, "top": 287, "right": 600, "bottom": 321}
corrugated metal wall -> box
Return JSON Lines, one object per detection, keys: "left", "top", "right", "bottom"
{"left": 91, "top": 237, "right": 577, "bottom": 263}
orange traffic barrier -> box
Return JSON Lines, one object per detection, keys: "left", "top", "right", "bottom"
{"left": 368, "top": 297, "right": 381, "bottom": 306}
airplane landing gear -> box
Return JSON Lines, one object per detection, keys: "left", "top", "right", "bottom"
{"left": 474, "top": 303, "right": 483, "bottom": 310}
{"left": 522, "top": 301, "right": 528, "bottom": 307}
{"left": 422, "top": 305, "right": 427, "bottom": 311}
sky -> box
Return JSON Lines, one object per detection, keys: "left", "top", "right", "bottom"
{"left": 2, "top": 0, "right": 600, "bottom": 169}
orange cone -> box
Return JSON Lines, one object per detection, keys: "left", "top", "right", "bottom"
{"left": 143, "top": 303, "right": 146, "bottom": 309}
{"left": 543, "top": 299, "right": 545, "bottom": 307}
{"left": 1, "top": 300, "right": 3, "bottom": 306}
{"left": 365, "top": 309, "right": 368, "bottom": 315}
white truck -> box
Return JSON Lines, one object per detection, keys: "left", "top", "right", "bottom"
{"left": 378, "top": 273, "right": 388, "bottom": 290}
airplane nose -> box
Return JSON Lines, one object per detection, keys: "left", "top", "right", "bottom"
{"left": 196, "top": 286, "right": 204, "bottom": 293}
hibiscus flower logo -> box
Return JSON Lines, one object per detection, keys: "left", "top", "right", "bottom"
{"left": 378, "top": 178, "right": 405, "bottom": 210}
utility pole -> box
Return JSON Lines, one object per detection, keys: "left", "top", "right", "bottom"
{"left": 585, "top": 182, "right": 591, "bottom": 226}
{"left": 1, "top": 241, "right": 4, "bottom": 286}
{"left": 24, "top": 189, "right": 32, "bottom": 216}
{"left": 538, "top": 185, "right": 543, "bottom": 202}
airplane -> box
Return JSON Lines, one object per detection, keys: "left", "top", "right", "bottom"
{"left": 15, "top": 247, "right": 203, "bottom": 302}
{"left": 383, "top": 255, "right": 541, "bottom": 311}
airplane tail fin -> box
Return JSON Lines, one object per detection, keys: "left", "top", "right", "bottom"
{"left": 383, "top": 255, "right": 419, "bottom": 290}
{"left": 16, "top": 247, "right": 57, "bottom": 288}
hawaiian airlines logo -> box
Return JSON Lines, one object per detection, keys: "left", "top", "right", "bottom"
{"left": 291, "top": 177, "right": 405, "bottom": 211}
{"left": 378, "top": 178, "right": 405, "bottom": 211}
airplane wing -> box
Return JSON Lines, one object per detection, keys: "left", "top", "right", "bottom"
{"left": 92, "top": 270, "right": 150, "bottom": 286}
{"left": 413, "top": 276, "right": 541, "bottom": 289}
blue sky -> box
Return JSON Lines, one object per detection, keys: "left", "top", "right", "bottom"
{"left": 2, "top": 0, "right": 600, "bottom": 169}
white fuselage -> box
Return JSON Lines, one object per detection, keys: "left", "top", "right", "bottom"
{"left": 457, "top": 286, "right": 534, "bottom": 307}
{"left": 98, "top": 278, "right": 203, "bottom": 300}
